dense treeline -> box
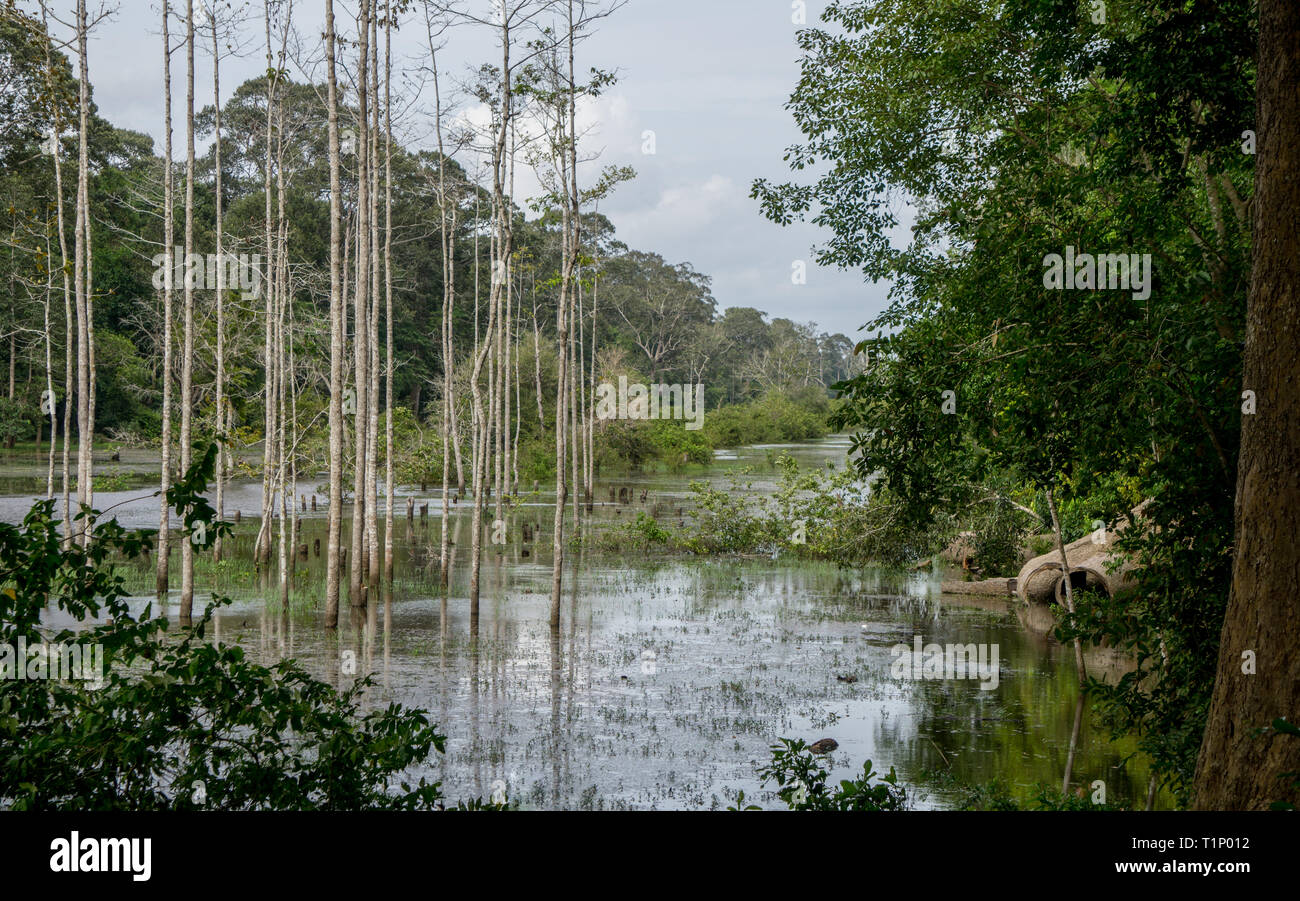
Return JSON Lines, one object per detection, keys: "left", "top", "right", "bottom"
{"left": 755, "top": 0, "right": 1296, "bottom": 809}
{"left": 0, "top": 8, "right": 852, "bottom": 452}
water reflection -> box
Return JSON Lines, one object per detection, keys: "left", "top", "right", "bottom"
{"left": 10, "top": 437, "right": 1165, "bottom": 809}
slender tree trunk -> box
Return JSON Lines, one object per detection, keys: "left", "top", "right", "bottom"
{"left": 532, "top": 278, "right": 544, "bottom": 428}
{"left": 365, "top": 8, "right": 381, "bottom": 586}
{"left": 179, "top": 0, "right": 197, "bottom": 620}
{"left": 42, "top": 228, "right": 55, "bottom": 499}
{"left": 324, "top": 0, "right": 345, "bottom": 628}
{"left": 350, "top": 0, "right": 372, "bottom": 607}
{"left": 275, "top": 102, "right": 290, "bottom": 614}
{"left": 1045, "top": 487, "right": 1088, "bottom": 687}
{"left": 255, "top": 0, "right": 277, "bottom": 569}
{"left": 382, "top": 4, "right": 395, "bottom": 584}
{"left": 73, "top": 0, "right": 92, "bottom": 547}
{"left": 471, "top": 12, "right": 516, "bottom": 616}
{"left": 211, "top": 7, "right": 226, "bottom": 563}
{"left": 426, "top": 16, "right": 456, "bottom": 587}
{"left": 40, "top": 2, "right": 74, "bottom": 547}
{"left": 1194, "top": 0, "right": 1300, "bottom": 810}
{"left": 156, "top": 0, "right": 173, "bottom": 590}
{"left": 551, "top": 0, "right": 581, "bottom": 620}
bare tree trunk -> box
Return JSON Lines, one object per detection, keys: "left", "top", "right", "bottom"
{"left": 324, "top": 0, "right": 345, "bottom": 628}
{"left": 72, "top": 0, "right": 93, "bottom": 547}
{"left": 211, "top": 4, "right": 226, "bottom": 563}
{"left": 275, "top": 101, "right": 290, "bottom": 614}
{"left": 39, "top": 2, "right": 75, "bottom": 546}
{"left": 254, "top": 0, "right": 278, "bottom": 570}
{"left": 586, "top": 229, "right": 602, "bottom": 508}
{"left": 178, "top": 0, "right": 197, "bottom": 620}
{"left": 42, "top": 228, "right": 55, "bottom": 498}
{"left": 550, "top": 0, "right": 581, "bottom": 621}
{"left": 532, "top": 277, "right": 544, "bottom": 428}
{"left": 470, "top": 7, "right": 520, "bottom": 616}
{"left": 350, "top": 0, "right": 372, "bottom": 608}
{"left": 1045, "top": 487, "right": 1088, "bottom": 686}
{"left": 154, "top": 0, "right": 174, "bottom": 590}
{"left": 1194, "top": 0, "right": 1300, "bottom": 810}
{"left": 426, "top": 14, "right": 457, "bottom": 587}
{"left": 382, "top": 4, "right": 395, "bottom": 584}
{"left": 512, "top": 266, "right": 521, "bottom": 494}
{"left": 365, "top": 8, "right": 381, "bottom": 587}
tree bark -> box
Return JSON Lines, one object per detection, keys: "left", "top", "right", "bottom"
{"left": 1193, "top": 0, "right": 1300, "bottom": 810}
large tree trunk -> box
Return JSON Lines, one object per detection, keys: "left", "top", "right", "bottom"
{"left": 1193, "top": 0, "right": 1300, "bottom": 811}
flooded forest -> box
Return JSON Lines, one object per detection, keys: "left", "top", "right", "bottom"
{"left": 0, "top": 0, "right": 1296, "bottom": 824}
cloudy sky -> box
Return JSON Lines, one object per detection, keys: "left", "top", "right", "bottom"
{"left": 61, "top": 0, "right": 894, "bottom": 338}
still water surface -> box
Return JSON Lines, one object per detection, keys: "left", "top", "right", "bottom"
{"left": 2, "top": 437, "right": 1160, "bottom": 809}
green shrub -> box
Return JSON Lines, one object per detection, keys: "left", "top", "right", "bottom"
{"left": 0, "top": 445, "right": 449, "bottom": 811}
{"left": 735, "top": 738, "right": 906, "bottom": 811}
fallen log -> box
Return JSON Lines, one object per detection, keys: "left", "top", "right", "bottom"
{"left": 941, "top": 578, "right": 1015, "bottom": 597}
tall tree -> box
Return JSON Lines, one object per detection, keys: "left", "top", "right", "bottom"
{"left": 72, "top": 0, "right": 93, "bottom": 546}
{"left": 207, "top": 0, "right": 228, "bottom": 564}
{"left": 178, "top": 0, "right": 197, "bottom": 619}
{"left": 36, "top": 1, "right": 75, "bottom": 549}
{"left": 349, "top": 0, "right": 372, "bottom": 608}
{"left": 156, "top": 0, "right": 174, "bottom": 594}
{"left": 382, "top": 0, "right": 395, "bottom": 584}
{"left": 324, "top": 0, "right": 345, "bottom": 628}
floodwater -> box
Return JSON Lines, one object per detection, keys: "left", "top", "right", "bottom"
{"left": 2, "top": 437, "right": 1164, "bottom": 809}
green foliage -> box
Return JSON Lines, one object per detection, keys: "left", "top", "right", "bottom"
{"left": 0, "top": 396, "right": 33, "bottom": 447}
{"left": 668, "top": 456, "right": 944, "bottom": 567}
{"left": 955, "top": 780, "right": 1127, "bottom": 811}
{"left": 750, "top": 738, "right": 906, "bottom": 811}
{"left": 678, "top": 472, "right": 771, "bottom": 555}
{"left": 0, "top": 446, "right": 447, "bottom": 810}
{"left": 757, "top": 0, "right": 1254, "bottom": 803}
{"left": 703, "top": 389, "right": 830, "bottom": 448}
{"left": 971, "top": 497, "right": 1027, "bottom": 578}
